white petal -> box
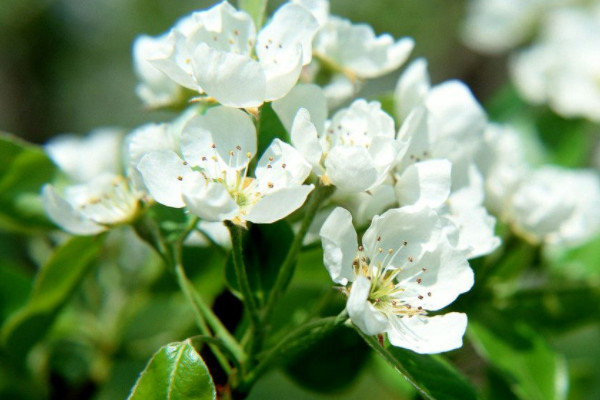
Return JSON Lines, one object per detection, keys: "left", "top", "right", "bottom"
{"left": 289, "top": 108, "right": 323, "bottom": 168}
{"left": 324, "top": 146, "right": 377, "bottom": 193}
{"left": 45, "top": 128, "right": 123, "bottom": 182}
{"left": 368, "top": 136, "right": 401, "bottom": 187}
{"left": 136, "top": 151, "right": 192, "bottom": 208}
{"left": 245, "top": 184, "right": 314, "bottom": 224}
{"left": 261, "top": 45, "right": 304, "bottom": 101}
{"left": 192, "top": 43, "right": 266, "bottom": 108}
{"left": 272, "top": 84, "right": 328, "bottom": 133}
{"left": 182, "top": 106, "right": 257, "bottom": 169}
{"left": 319, "top": 207, "right": 359, "bottom": 285}
{"left": 347, "top": 275, "right": 388, "bottom": 335}
{"left": 183, "top": 176, "right": 238, "bottom": 222}
{"left": 291, "top": 0, "right": 330, "bottom": 26}
{"left": 445, "top": 203, "right": 501, "bottom": 259}
{"left": 255, "top": 138, "right": 312, "bottom": 188}
{"left": 394, "top": 58, "right": 431, "bottom": 121}
{"left": 42, "top": 185, "right": 106, "bottom": 235}
{"left": 149, "top": 30, "right": 199, "bottom": 91}
{"left": 425, "top": 81, "right": 487, "bottom": 160}
{"left": 395, "top": 159, "right": 452, "bottom": 208}
{"left": 387, "top": 313, "right": 467, "bottom": 354}
{"left": 362, "top": 206, "right": 441, "bottom": 267}
{"left": 257, "top": 3, "right": 319, "bottom": 65}
{"left": 397, "top": 241, "right": 473, "bottom": 311}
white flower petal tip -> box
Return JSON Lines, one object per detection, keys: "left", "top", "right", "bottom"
{"left": 320, "top": 205, "right": 473, "bottom": 353}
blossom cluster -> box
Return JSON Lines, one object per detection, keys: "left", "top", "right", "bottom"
{"left": 40, "top": 0, "right": 531, "bottom": 355}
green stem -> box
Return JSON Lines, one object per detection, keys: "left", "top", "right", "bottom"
{"left": 237, "top": 311, "right": 348, "bottom": 392}
{"left": 262, "top": 185, "right": 335, "bottom": 323}
{"left": 190, "top": 335, "right": 244, "bottom": 373}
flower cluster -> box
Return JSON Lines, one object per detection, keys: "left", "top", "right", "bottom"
{"left": 42, "top": 0, "right": 504, "bottom": 354}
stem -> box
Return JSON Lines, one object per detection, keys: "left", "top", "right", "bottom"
{"left": 190, "top": 335, "right": 244, "bottom": 373}
{"left": 226, "top": 221, "right": 261, "bottom": 331}
{"left": 237, "top": 311, "right": 348, "bottom": 392}
{"left": 262, "top": 185, "right": 335, "bottom": 322}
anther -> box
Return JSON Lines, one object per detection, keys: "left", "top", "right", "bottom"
{"left": 177, "top": 176, "right": 183, "bottom": 181}
{"left": 268, "top": 156, "right": 274, "bottom": 162}
{"left": 267, "top": 182, "right": 274, "bottom": 188}
{"left": 183, "top": 161, "right": 188, "bottom": 166}
{"left": 416, "top": 278, "right": 422, "bottom": 284}
{"left": 376, "top": 236, "right": 381, "bottom": 241}
{"left": 211, "top": 143, "right": 216, "bottom": 149}
{"left": 408, "top": 257, "right": 414, "bottom": 262}
{"left": 358, "top": 245, "right": 364, "bottom": 251}
{"left": 427, "top": 292, "right": 432, "bottom": 297}
{"left": 236, "top": 145, "right": 242, "bottom": 151}
{"left": 403, "top": 241, "right": 407, "bottom": 246}
{"left": 418, "top": 295, "right": 423, "bottom": 300}
{"left": 281, "top": 163, "right": 286, "bottom": 168}
{"left": 267, "top": 165, "right": 272, "bottom": 169}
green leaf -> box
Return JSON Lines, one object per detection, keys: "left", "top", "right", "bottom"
{"left": 128, "top": 340, "right": 216, "bottom": 400}
{"left": 238, "top": 0, "right": 268, "bottom": 29}
{"left": 1, "top": 235, "right": 103, "bottom": 359}
{"left": 469, "top": 315, "right": 568, "bottom": 400}
{"left": 0, "top": 132, "right": 57, "bottom": 232}
{"left": 226, "top": 220, "right": 294, "bottom": 305}
{"left": 357, "top": 329, "right": 479, "bottom": 400}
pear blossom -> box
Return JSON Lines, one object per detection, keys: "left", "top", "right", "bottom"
{"left": 461, "top": 0, "right": 576, "bottom": 54}
{"left": 274, "top": 86, "right": 400, "bottom": 193}
{"left": 146, "top": 1, "right": 319, "bottom": 108}
{"left": 45, "top": 128, "right": 124, "bottom": 182}
{"left": 43, "top": 173, "right": 142, "bottom": 235}
{"left": 320, "top": 207, "right": 473, "bottom": 354}
{"left": 509, "top": 6, "right": 600, "bottom": 122}
{"left": 507, "top": 167, "right": 600, "bottom": 246}
{"left": 133, "top": 34, "right": 183, "bottom": 108}
{"left": 294, "top": 0, "right": 413, "bottom": 107}
{"left": 136, "top": 106, "right": 313, "bottom": 225}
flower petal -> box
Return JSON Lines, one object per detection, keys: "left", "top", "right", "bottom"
{"left": 324, "top": 146, "right": 377, "bottom": 193}
{"left": 394, "top": 57, "right": 430, "bottom": 121}
{"left": 137, "top": 151, "right": 192, "bottom": 208}
{"left": 387, "top": 312, "right": 467, "bottom": 354}
{"left": 182, "top": 175, "right": 239, "bottom": 222}
{"left": 289, "top": 108, "right": 323, "bottom": 168}
{"left": 42, "top": 185, "right": 106, "bottom": 235}
{"left": 255, "top": 138, "right": 312, "bottom": 189}
{"left": 347, "top": 275, "right": 388, "bottom": 335}
{"left": 395, "top": 159, "right": 452, "bottom": 208}
{"left": 245, "top": 184, "right": 314, "bottom": 224}
{"left": 272, "top": 84, "right": 328, "bottom": 133}
{"left": 192, "top": 43, "right": 266, "bottom": 108}
{"left": 397, "top": 241, "right": 473, "bottom": 311}
{"left": 319, "top": 206, "right": 359, "bottom": 285}
{"left": 182, "top": 106, "right": 257, "bottom": 169}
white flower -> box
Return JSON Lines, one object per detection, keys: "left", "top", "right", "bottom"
{"left": 137, "top": 106, "right": 314, "bottom": 225}
{"left": 320, "top": 207, "right": 473, "bottom": 354}
{"left": 43, "top": 173, "right": 141, "bottom": 235}
{"left": 148, "top": 1, "right": 318, "bottom": 108}
{"left": 509, "top": 6, "right": 600, "bottom": 121}
{"left": 274, "top": 86, "right": 400, "bottom": 193}
{"left": 461, "top": 0, "right": 572, "bottom": 54}
{"left": 132, "top": 34, "right": 182, "bottom": 108}
{"left": 312, "top": 16, "right": 413, "bottom": 80}
{"left": 45, "top": 128, "right": 124, "bottom": 182}
{"left": 293, "top": 0, "right": 413, "bottom": 107}
{"left": 508, "top": 166, "right": 600, "bottom": 246}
